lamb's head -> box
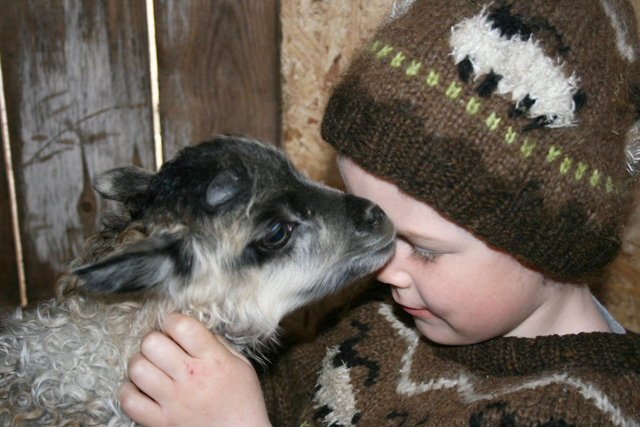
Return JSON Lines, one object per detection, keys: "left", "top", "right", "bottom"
{"left": 73, "top": 135, "right": 395, "bottom": 348}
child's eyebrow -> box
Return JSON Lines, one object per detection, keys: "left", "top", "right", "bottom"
{"left": 398, "top": 229, "right": 448, "bottom": 246}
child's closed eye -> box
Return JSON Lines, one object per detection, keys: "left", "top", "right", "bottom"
{"left": 397, "top": 236, "right": 444, "bottom": 264}
{"left": 407, "top": 245, "right": 442, "bottom": 263}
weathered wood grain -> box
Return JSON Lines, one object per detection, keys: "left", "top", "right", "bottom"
{"left": 154, "top": 0, "right": 281, "bottom": 160}
{"left": 0, "top": 0, "right": 155, "bottom": 302}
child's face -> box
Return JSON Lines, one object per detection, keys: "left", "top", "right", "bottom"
{"left": 338, "top": 157, "right": 549, "bottom": 345}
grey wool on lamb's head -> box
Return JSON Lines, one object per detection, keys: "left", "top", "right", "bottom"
{"left": 0, "top": 135, "right": 395, "bottom": 426}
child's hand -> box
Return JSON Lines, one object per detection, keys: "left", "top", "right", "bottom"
{"left": 118, "top": 313, "right": 272, "bottom": 427}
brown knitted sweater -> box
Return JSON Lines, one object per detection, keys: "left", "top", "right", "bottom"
{"left": 261, "top": 288, "right": 640, "bottom": 427}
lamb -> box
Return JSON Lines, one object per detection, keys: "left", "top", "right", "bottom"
{"left": 0, "top": 135, "right": 395, "bottom": 426}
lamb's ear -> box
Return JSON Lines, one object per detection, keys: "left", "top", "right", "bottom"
{"left": 93, "top": 166, "right": 155, "bottom": 204}
{"left": 205, "top": 156, "right": 250, "bottom": 212}
{"left": 73, "top": 234, "right": 189, "bottom": 294}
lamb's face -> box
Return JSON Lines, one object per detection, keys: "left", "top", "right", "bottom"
{"left": 74, "top": 135, "right": 395, "bottom": 339}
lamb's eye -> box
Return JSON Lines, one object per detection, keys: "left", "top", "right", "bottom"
{"left": 261, "top": 222, "right": 293, "bottom": 249}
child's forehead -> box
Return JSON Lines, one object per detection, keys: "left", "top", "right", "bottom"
{"left": 394, "top": 201, "right": 477, "bottom": 246}
{"left": 338, "top": 156, "right": 477, "bottom": 246}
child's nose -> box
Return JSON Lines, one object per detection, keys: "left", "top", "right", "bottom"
{"left": 376, "top": 247, "right": 412, "bottom": 289}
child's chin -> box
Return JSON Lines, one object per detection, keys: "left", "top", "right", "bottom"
{"left": 415, "top": 321, "right": 477, "bottom": 346}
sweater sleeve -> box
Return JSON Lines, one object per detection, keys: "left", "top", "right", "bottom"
{"left": 259, "top": 334, "right": 330, "bottom": 426}
{"left": 259, "top": 287, "right": 384, "bottom": 426}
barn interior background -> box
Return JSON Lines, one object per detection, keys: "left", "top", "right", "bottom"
{"left": 1, "top": 0, "right": 639, "bottom": 335}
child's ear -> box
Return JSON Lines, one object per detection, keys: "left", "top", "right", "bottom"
{"left": 73, "top": 234, "right": 188, "bottom": 294}
{"left": 93, "top": 166, "right": 155, "bottom": 210}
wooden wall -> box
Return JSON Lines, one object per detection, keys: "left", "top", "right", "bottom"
{"left": 0, "top": 0, "right": 280, "bottom": 306}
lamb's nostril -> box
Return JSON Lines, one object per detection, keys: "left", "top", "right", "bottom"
{"left": 345, "top": 195, "right": 387, "bottom": 233}
{"left": 366, "top": 205, "right": 385, "bottom": 227}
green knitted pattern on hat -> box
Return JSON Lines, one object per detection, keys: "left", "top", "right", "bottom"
{"left": 369, "top": 40, "right": 619, "bottom": 195}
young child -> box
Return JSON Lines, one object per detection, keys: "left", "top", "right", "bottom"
{"left": 118, "top": 0, "right": 640, "bottom": 425}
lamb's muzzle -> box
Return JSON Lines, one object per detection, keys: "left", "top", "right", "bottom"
{"left": 0, "top": 135, "right": 395, "bottom": 426}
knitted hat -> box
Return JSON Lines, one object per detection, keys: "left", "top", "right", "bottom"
{"left": 322, "top": 0, "right": 640, "bottom": 279}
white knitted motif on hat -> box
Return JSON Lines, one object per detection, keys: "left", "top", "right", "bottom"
{"left": 450, "top": 6, "right": 581, "bottom": 128}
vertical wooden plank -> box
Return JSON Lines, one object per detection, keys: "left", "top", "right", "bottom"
{"left": 0, "top": 103, "right": 20, "bottom": 307}
{"left": 154, "top": 0, "right": 281, "bottom": 161}
{"left": 0, "top": 0, "right": 155, "bottom": 301}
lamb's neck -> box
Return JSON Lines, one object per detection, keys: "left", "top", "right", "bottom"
{"left": 76, "top": 294, "right": 280, "bottom": 360}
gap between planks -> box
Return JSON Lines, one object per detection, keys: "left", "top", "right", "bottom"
{"left": 146, "top": 0, "right": 164, "bottom": 170}
{"left": 0, "top": 53, "right": 28, "bottom": 307}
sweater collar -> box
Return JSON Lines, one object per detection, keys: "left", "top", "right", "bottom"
{"left": 430, "top": 331, "right": 640, "bottom": 377}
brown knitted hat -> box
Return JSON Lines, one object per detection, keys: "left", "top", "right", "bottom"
{"left": 322, "top": 0, "right": 640, "bottom": 279}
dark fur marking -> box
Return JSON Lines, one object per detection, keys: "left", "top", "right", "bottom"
{"left": 572, "top": 91, "right": 587, "bottom": 113}
{"left": 508, "top": 94, "right": 536, "bottom": 118}
{"left": 145, "top": 140, "right": 252, "bottom": 219}
{"left": 457, "top": 56, "right": 474, "bottom": 83}
{"left": 487, "top": 5, "right": 533, "bottom": 41}
{"left": 540, "top": 419, "right": 574, "bottom": 427}
{"left": 74, "top": 235, "right": 187, "bottom": 293}
{"left": 237, "top": 245, "right": 260, "bottom": 268}
{"left": 241, "top": 197, "right": 305, "bottom": 268}
{"left": 386, "top": 411, "right": 409, "bottom": 427}
{"left": 313, "top": 405, "right": 333, "bottom": 421}
{"left": 243, "top": 186, "right": 378, "bottom": 270}
{"left": 476, "top": 71, "right": 503, "bottom": 98}
{"left": 523, "top": 115, "right": 553, "bottom": 132}
{"left": 243, "top": 235, "right": 297, "bottom": 268}
{"left": 351, "top": 413, "right": 362, "bottom": 424}
{"left": 313, "top": 405, "right": 347, "bottom": 426}
{"left": 469, "top": 411, "right": 483, "bottom": 427}
{"left": 93, "top": 166, "right": 154, "bottom": 216}
{"left": 489, "top": 3, "right": 570, "bottom": 55}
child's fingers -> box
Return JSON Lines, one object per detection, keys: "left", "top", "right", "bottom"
{"left": 214, "top": 334, "right": 252, "bottom": 366}
{"left": 118, "top": 381, "right": 163, "bottom": 426}
{"left": 139, "top": 331, "right": 191, "bottom": 382}
{"left": 161, "top": 313, "right": 229, "bottom": 360}
{"left": 127, "top": 352, "right": 174, "bottom": 403}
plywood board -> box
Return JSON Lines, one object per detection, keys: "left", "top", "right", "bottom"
{"left": 280, "top": 0, "right": 394, "bottom": 187}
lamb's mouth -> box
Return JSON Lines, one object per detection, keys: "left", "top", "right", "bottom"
{"left": 362, "top": 232, "right": 396, "bottom": 258}
{"left": 346, "top": 233, "right": 396, "bottom": 271}
{"left": 372, "top": 238, "right": 396, "bottom": 265}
